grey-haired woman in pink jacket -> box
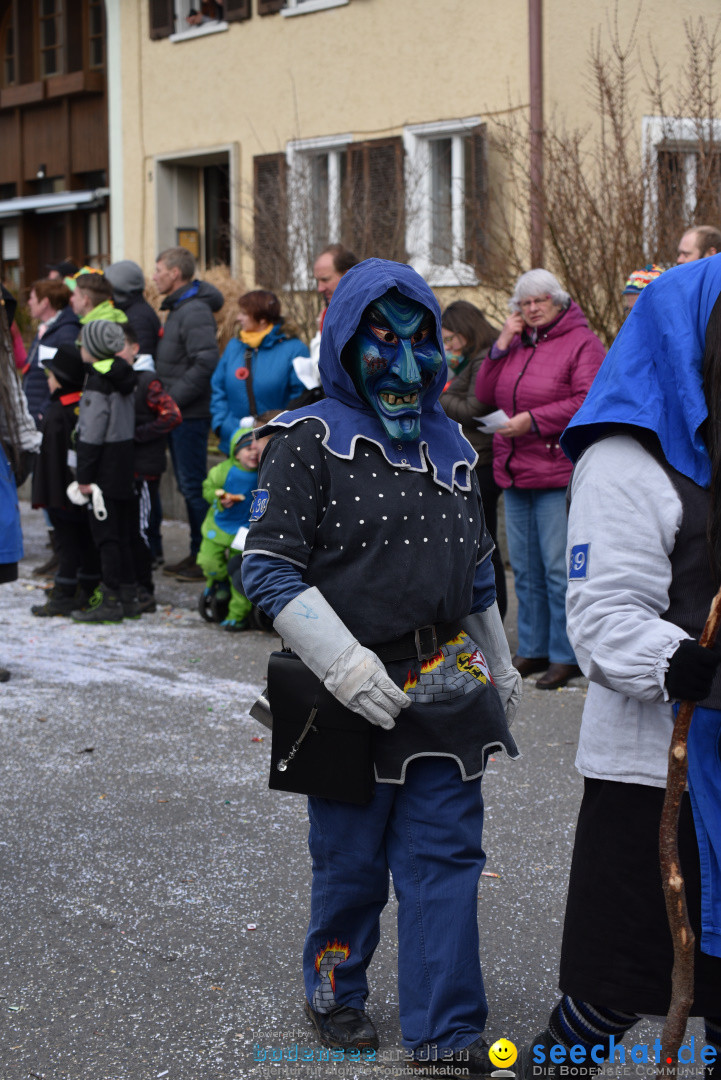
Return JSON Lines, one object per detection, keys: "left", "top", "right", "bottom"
{"left": 475, "top": 269, "right": 605, "bottom": 690}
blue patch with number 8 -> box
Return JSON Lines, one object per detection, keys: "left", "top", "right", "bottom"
{"left": 569, "top": 543, "right": 589, "bottom": 579}
{"left": 249, "top": 489, "right": 270, "bottom": 521}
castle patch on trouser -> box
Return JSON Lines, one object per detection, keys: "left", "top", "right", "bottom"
{"left": 312, "top": 939, "right": 351, "bottom": 1013}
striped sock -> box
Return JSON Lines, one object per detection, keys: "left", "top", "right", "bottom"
{"left": 549, "top": 996, "right": 639, "bottom": 1052}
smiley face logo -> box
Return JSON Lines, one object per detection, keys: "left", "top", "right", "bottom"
{"left": 489, "top": 1038, "right": 518, "bottom": 1069}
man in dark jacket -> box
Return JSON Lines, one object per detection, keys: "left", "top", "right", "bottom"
{"left": 153, "top": 247, "right": 223, "bottom": 579}
{"left": 105, "top": 260, "right": 161, "bottom": 357}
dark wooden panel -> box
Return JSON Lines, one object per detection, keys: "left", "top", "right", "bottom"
{"left": 253, "top": 152, "right": 287, "bottom": 288}
{"left": 69, "top": 94, "right": 108, "bottom": 174}
{"left": 22, "top": 101, "right": 65, "bottom": 180}
{"left": 16, "top": 0, "right": 34, "bottom": 85}
{"left": 65, "top": 0, "right": 83, "bottom": 71}
{"left": 148, "top": 0, "right": 174, "bottom": 39}
{"left": 257, "top": 0, "right": 283, "bottom": 14}
{"left": 0, "top": 81, "right": 43, "bottom": 107}
{"left": 45, "top": 70, "right": 104, "bottom": 98}
{"left": 464, "top": 123, "right": 487, "bottom": 271}
{"left": 343, "top": 136, "right": 406, "bottom": 262}
{"left": 0, "top": 111, "right": 18, "bottom": 181}
{"left": 226, "top": 0, "right": 251, "bottom": 20}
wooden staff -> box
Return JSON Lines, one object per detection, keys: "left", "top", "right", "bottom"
{"left": 659, "top": 585, "right": 721, "bottom": 1072}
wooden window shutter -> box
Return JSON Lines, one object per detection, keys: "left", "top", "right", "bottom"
{"left": 65, "top": 0, "right": 83, "bottom": 71}
{"left": 254, "top": 152, "right": 288, "bottom": 288}
{"left": 257, "top": 0, "right": 284, "bottom": 15}
{"left": 464, "top": 123, "right": 488, "bottom": 271}
{"left": 225, "top": 0, "right": 251, "bottom": 20}
{"left": 343, "top": 136, "right": 406, "bottom": 262}
{"left": 148, "top": 0, "right": 175, "bottom": 39}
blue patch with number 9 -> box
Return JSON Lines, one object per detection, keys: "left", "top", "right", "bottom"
{"left": 249, "top": 489, "right": 270, "bottom": 521}
{"left": 569, "top": 543, "right": 589, "bottom": 580}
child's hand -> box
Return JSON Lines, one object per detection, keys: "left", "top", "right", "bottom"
{"left": 216, "top": 488, "right": 245, "bottom": 508}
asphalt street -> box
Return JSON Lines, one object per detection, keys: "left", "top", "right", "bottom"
{"left": 0, "top": 504, "right": 702, "bottom": 1080}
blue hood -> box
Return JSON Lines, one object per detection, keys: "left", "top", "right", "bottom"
{"left": 266, "top": 259, "right": 476, "bottom": 490}
{"left": 561, "top": 255, "right": 721, "bottom": 487}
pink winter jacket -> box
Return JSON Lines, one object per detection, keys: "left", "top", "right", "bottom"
{"left": 475, "top": 301, "right": 605, "bottom": 489}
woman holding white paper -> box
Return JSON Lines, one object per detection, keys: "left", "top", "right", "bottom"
{"left": 475, "top": 269, "right": 605, "bottom": 689}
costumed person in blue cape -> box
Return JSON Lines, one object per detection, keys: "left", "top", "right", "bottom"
{"left": 242, "top": 259, "right": 521, "bottom": 1072}
{"left": 518, "top": 256, "right": 721, "bottom": 1078}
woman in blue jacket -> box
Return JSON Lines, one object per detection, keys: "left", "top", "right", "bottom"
{"left": 210, "top": 290, "right": 310, "bottom": 456}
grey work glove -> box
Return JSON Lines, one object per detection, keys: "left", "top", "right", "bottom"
{"left": 462, "top": 602, "right": 522, "bottom": 726}
{"left": 273, "top": 586, "right": 410, "bottom": 730}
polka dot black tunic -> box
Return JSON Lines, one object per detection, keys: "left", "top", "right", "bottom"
{"left": 245, "top": 418, "right": 493, "bottom": 644}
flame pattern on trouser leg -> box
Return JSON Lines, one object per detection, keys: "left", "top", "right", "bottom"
{"left": 312, "top": 940, "right": 351, "bottom": 1013}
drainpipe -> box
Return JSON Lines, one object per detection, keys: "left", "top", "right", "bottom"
{"left": 104, "top": 0, "right": 124, "bottom": 261}
{"left": 529, "top": 0, "right": 544, "bottom": 267}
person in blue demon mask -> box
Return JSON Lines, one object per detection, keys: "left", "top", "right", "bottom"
{"left": 242, "top": 259, "right": 521, "bottom": 1072}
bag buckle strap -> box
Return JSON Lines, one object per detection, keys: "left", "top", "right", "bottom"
{"left": 414, "top": 624, "right": 438, "bottom": 662}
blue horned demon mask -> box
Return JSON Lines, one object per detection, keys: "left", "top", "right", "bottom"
{"left": 345, "top": 288, "right": 444, "bottom": 443}
{"left": 265, "top": 260, "right": 477, "bottom": 490}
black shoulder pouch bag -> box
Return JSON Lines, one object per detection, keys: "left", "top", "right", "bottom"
{"left": 266, "top": 650, "right": 374, "bottom": 804}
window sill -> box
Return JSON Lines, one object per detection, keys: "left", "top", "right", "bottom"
{"left": 169, "top": 20, "right": 228, "bottom": 43}
{"left": 281, "top": 0, "right": 349, "bottom": 16}
{"left": 410, "top": 259, "right": 479, "bottom": 288}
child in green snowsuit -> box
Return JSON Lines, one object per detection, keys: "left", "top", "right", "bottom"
{"left": 197, "top": 426, "right": 259, "bottom": 631}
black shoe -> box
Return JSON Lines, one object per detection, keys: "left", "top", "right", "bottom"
{"left": 162, "top": 554, "right": 195, "bottom": 577}
{"left": 411, "top": 1036, "right": 493, "bottom": 1076}
{"left": 175, "top": 563, "right": 205, "bottom": 583}
{"left": 70, "top": 584, "right": 124, "bottom": 624}
{"left": 119, "top": 585, "right": 142, "bottom": 619}
{"left": 0, "top": 667, "right": 9, "bottom": 683}
{"left": 137, "top": 587, "right": 157, "bottom": 614}
{"left": 535, "top": 663, "right": 582, "bottom": 690}
{"left": 512, "top": 654, "right": 549, "bottom": 677}
{"left": 31, "top": 584, "right": 82, "bottom": 617}
{"left": 304, "top": 1000, "right": 379, "bottom": 1051}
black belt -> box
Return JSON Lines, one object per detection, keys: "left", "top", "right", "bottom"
{"left": 370, "top": 622, "right": 463, "bottom": 664}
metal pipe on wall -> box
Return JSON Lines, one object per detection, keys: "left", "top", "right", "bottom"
{"left": 529, "top": 0, "right": 544, "bottom": 267}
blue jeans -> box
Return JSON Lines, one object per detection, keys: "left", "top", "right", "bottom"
{"left": 504, "top": 486, "right": 576, "bottom": 663}
{"left": 168, "top": 418, "right": 210, "bottom": 557}
{"left": 304, "top": 757, "right": 487, "bottom": 1053}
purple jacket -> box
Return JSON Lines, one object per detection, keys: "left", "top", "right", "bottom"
{"left": 475, "top": 301, "right": 605, "bottom": 490}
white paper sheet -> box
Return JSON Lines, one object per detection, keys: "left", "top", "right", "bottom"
{"left": 475, "top": 409, "right": 510, "bottom": 433}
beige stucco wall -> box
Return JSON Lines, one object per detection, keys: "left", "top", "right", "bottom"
{"left": 115, "top": 0, "right": 721, "bottom": 293}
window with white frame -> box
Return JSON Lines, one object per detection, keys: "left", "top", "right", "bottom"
{"left": 169, "top": 0, "right": 228, "bottom": 41}
{"left": 286, "top": 135, "right": 350, "bottom": 286}
{"left": 403, "top": 118, "right": 487, "bottom": 286}
{"left": 253, "top": 133, "right": 406, "bottom": 291}
{"left": 281, "top": 0, "right": 349, "bottom": 16}
{"left": 644, "top": 115, "right": 721, "bottom": 263}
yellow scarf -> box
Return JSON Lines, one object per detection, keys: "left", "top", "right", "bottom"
{"left": 240, "top": 324, "right": 274, "bottom": 350}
